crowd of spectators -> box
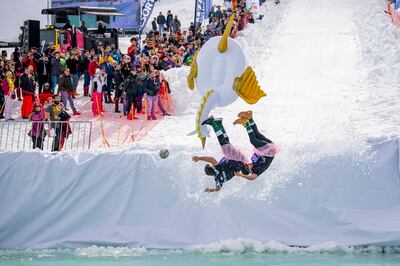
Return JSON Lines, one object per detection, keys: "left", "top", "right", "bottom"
{"left": 0, "top": 0, "right": 261, "bottom": 151}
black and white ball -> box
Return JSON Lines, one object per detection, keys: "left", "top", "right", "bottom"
{"left": 159, "top": 149, "right": 169, "bottom": 159}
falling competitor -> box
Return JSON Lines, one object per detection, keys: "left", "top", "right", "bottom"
{"left": 194, "top": 112, "right": 280, "bottom": 192}
{"left": 192, "top": 116, "right": 252, "bottom": 193}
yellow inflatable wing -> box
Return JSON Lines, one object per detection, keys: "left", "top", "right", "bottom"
{"left": 233, "top": 66, "right": 266, "bottom": 104}
{"left": 187, "top": 51, "right": 199, "bottom": 90}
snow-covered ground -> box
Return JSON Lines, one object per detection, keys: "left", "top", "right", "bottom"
{"left": 0, "top": 0, "right": 400, "bottom": 249}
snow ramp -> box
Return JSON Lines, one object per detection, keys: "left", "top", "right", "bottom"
{"left": 0, "top": 138, "right": 399, "bottom": 249}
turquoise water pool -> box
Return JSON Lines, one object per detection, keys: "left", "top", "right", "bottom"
{"left": 1, "top": 249, "right": 400, "bottom": 266}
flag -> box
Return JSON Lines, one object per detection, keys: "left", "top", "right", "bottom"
{"left": 138, "top": 0, "right": 156, "bottom": 51}
{"left": 194, "top": 0, "right": 206, "bottom": 27}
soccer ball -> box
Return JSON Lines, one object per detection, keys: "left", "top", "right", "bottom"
{"left": 159, "top": 149, "right": 169, "bottom": 159}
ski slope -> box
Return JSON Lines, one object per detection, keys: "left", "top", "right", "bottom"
{"left": 0, "top": 0, "right": 400, "bottom": 249}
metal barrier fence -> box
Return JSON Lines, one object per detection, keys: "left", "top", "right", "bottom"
{"left": 0, "top": 121, "right": 92, "bottom": 152}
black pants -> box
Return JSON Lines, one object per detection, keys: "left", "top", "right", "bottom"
{"left": 136, "top": 96, "right": 143, "bottom": 113}
{"left": 0, "top": 92, "right": 4, "bottom": 116}
{"left": 127, "top": 94, "right": 137, "bottom": 114}
{"left": 32, "top": 136, "right": 44, "bottom": 150}
{"left": 247, "top": 122, "right": 272, "bottom": 148}
{"left": 51, "top": 126, "right": 62, "bottom": 152}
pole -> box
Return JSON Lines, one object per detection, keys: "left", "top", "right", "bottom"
{"left": 47, "top": 0, "right": 50, "bottom": 26}
{"left": 193, "top": 0, "right": 198, "bottom": 33}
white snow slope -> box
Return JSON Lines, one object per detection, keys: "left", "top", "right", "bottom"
{"left": 0, "top": 0, "right": 400, "bottom": 249}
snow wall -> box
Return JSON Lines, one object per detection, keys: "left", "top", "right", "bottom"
{"left": 0, "top": 138, "right": 399, "bottom": 249}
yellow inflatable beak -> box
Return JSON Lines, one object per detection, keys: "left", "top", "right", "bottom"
{"left": 218, "top": 15, "right": 235, "bottom": 53}
{"left": 200, "top": 138, "right": 206, "bottom": 149}
{"left": 233, "top": 66, "right": 266, "bottom": 104}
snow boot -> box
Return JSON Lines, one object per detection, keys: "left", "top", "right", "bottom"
{"left": 202, "top": 116, "right": 229, "bottom": 145}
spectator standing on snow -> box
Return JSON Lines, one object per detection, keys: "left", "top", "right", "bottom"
{"left": 157, "top": 12, "right": 166, "bottom": 34}
{"left": 113, "top": 64, "right": 124, "bottom": 113}
{"left": 28, "top": 103, "right": 46, "bottom": 150}
{"left": 58, "top": 68, "right": 80, "bottom": 115}
{"left": 20, "top": 67, "right": 36, "bottom": 119}
{"left": 37, "top": 54, "right": 51, "bottom": 94}
{"left": 166, "top": 10, "right": 173, "bottom": 33}
{"left": 171, "top": 15, "right": 181, "bottom": 34}
{"left": 51, "top": 52, "right": 63, "bottom": 93}
{"left": 124, "top": 68, "right": 139, "bottom": 119}
{"left": 152, "top": 18, "right": 157, "bottom": 32}
{"left": 145, "top": 71, "right": 161, "bottom": 120}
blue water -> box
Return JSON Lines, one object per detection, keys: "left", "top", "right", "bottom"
{"left": 1, "top": 250, "right": 400, "bottom": 266}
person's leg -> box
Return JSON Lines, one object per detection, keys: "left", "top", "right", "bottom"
{"left": 123, "top": 96, "right": 128, "bottom": 115}
{"left": 127, "top": 95, "right": 133, "bottom": 115}
{"left": 4, "top": 95, "right": 13, "bottom": 120}
{"left": 60, "top": 91, "right": 68, "bottom": 108}
{"left": 244, "top": 122, "right": 270, "bottom": 148}
{"left": 248, "top": 118, "right": 272, "bottom": 143}
{"left": 114, "top": 96, "right": 120, "bottom": 112}
{"left": 51, "top": 75, "right": 57, "bottom": 93}
{"left": 38, "top": 76, "right": 44, "bottom": 94}
{"left": 237, "top": 111, "right": 272, "bottom": 143}
{"left": 146, "top": 96, "right": 153, "bottom": 119}
{"left": 67, "top": 94, "right": 77, "bottom": 113}
{"left": 71, "top": 74, "right": 78, "bottom": 91}
{"left": 136, "top": 96, "right": 142, "bottom": 113}
{"left": 202, "top": 117, "right": 230, "bottom": 146}
{"left": 157, "top": 95, "right": 166, "bottom": 114}
{"left": 52, "top": 126, "right": 61, "bottom": 152}
{"left": 83, "top": 71, "right": 90, "bottom": 96}
{"left": 32, "top": 136, "right": 37, "bottom": 149}
{"left": 38, "top": 136, "right": 44, "bottom": 150}
{"left": 151, "top": 95, "right": 157, "bottom": 117}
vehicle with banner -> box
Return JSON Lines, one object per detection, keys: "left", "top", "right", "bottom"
{"left": 51, "top": 0, "right": 141, "bottom": 30}
{"left": 40, "top": 5, "right": 123, "bottom": 52}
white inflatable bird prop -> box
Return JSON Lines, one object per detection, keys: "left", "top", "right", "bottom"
{"left": 187, "top": 15, "right": 266, "bottom": 148}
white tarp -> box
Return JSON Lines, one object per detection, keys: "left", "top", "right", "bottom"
{"left": 0, "top": 139, "right": 399, "bottom": 249}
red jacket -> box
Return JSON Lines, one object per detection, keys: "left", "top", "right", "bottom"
{"left": 22, "top": 57, "right": 37, "bottom": 73}
{"left": 39, "top": 91, "right": 53, "bottom": 106}
{"left": 159, "top": 80, "right": 171, "bottom": 96}
{"left": 88, "top": 61, "right": 99, "bottom": 77}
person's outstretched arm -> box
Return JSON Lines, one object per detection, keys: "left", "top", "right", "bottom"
{"left": 204, "top": 187, "right": 221, "bottom": 193}
{"left": 236, "top": 172, "right": 258, "bottom": 180}
{"left": 192, "top": 156, "right": 218, "bottom": 166}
